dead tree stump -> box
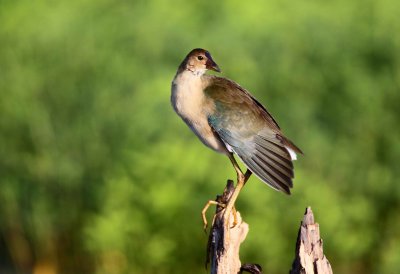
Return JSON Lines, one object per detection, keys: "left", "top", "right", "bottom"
{"left": 206, "top": 181, "right": 261, "bottom": 274}
{"left": 205, "top": 183, "right": 332, "bottom": 274}
{"left": 206, "top": 181, "right": 248, "bottom": 274}
{"left": 290, "top": 207, "right": 333, "bottom": 274}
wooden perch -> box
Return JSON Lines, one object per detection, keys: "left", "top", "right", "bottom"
{"left": 206, "top": 180, "right": 261, "bottom": 274}
{"left": 290, "top": 207, "right": 333, "bottom": 274}
{"left": 205, "top": 180, "right": 246, "bottom": 273}
{"left": 204, "top": 183, "right": 332, "bottom": 274}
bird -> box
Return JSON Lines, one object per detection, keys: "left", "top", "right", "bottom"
{"left": 171, "top": 48, "right": 302, "bottom": 226}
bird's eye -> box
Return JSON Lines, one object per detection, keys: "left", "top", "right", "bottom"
{"left": 197, "top": 56, "right": 204, "bottom": 60}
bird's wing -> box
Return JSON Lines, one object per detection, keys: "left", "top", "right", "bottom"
{"left": 204, "top": 76, "right": 302, "bottom": 194}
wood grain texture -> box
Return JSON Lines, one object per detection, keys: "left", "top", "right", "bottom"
{"left": 206, "top": 181, "right": 249, "bottom": 274}
{"left": 290, "top": 207, "right": 333, "bottom": 274}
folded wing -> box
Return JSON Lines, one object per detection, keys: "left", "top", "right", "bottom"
{"left": 205, "top": 77, "right": 302, "bottom": 194}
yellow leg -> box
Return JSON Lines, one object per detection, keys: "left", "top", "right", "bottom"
{"left": 224, "top": 153, "right": 252, "bottom": 228}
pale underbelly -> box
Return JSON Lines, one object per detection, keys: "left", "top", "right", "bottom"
{"left": 183, "top": 118, "right": 229, "bottom": 155}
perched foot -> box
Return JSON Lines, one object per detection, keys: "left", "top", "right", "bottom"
{"left": 223, "top": 154, "right": 252, "bottom": 229}
{"left": 203, "top": 201, "right": 238, "bottom": 232}
{"left": 202, "top": 200, "right": 225, "bottom": 232}
{"left": 223, "top": 173, "right": 245, "bottom": 229}
{"left": 202, "top": 180, "right": 237, "bottom": 232}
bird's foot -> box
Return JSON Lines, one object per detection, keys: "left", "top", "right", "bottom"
{"left": 223, "top": 205, "right": 239, "bottom": 229}
{"left": 222, "top": 173, "right": 245, "bottom": 229}
{"left": 201, "top": 200, "right": 226, "bottom": 232}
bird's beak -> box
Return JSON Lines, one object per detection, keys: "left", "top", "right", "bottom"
{"left": 206, "top": 58, "right": 221, "bottom": 73}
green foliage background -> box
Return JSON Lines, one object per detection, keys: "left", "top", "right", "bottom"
{"left": 1, "top": 0, "right": 399, "bottom": 273}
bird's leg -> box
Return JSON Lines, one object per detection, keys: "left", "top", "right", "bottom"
{"left": 224, "top": 153, "right": 252, "bottom": 228}
{"left": 201, "top": 154, "right": 252, "bottom": 232}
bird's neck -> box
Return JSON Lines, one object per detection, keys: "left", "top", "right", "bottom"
{"left": 177, "top": 66, "right": 206, "bottom": 77}
{"left": 171, "top": 70, "right": 211, "bottom": 118}
{"left": 173, "top": 69, "right": 206, "bottom": 89}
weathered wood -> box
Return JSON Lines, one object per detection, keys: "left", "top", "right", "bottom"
{"left": 290, "top": 207, "right": 333, "bottom": 274}
{"left": 205, "top": 187, "right": 332, "bottom": 274}
{"left": 206, "top": 181, "right": 249, "bottom": 274}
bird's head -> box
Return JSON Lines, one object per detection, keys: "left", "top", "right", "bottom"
{"left": 179, "top": 48, "right": 221, "bottom": 76}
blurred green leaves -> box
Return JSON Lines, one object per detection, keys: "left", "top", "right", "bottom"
{"left": 0, "top": 0, "right": 399, "bottom": 273}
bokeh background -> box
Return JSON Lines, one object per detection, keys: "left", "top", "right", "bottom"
{"left": 1, "top": 0, "right": 399, "bottom": 273}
